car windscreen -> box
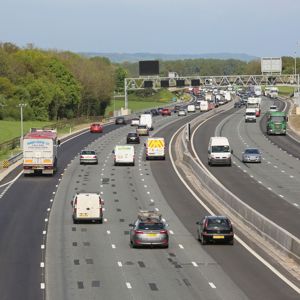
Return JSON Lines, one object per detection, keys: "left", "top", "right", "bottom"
{"left": 207, "top": 218, "right": 230, "bottom": 229}
{"left": 138, "top": 223, "right": 165, "bottom": 230}
{"left": 245, "top": 149, "right": 259, "bottom": 154}
{"left": 246, "top": 112, "right": 256, "bottom": 116}
{"left": 270, "top": 116, "right": 284, "bottom": 122}
{"left": 81, "top": 151, "right": 95, "bottom": 155}
{"left": 211, "top": 145, "right": 230, "bottom": 153}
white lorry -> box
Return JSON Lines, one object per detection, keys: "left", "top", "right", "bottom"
{"left": 247, "top": 97, "right": 261, "bottom": 117}
{"left": 140, "top": 114, "right": 153, "bottom": 130}
{"left": 113, "top": 145, "right": 135, "bottom": 166}
{"left": 269, "top": 87, "right": 279, "bottom": 99}
{"left": 200, "top": 100, "right": 209, "bottom": 112}
{"left": 72, "top": 193, "right": 104, "bottom": 224}
{"left": 254, "top": 85, "right": 262, "bottom": 96}
{"left": 145, "top": 137, "right": 165, "bottom": 160}
{"left": 224, "top": 91, "right": 231, "bottom": 102}
{"left": 245, "top": 108, "right": 257, "bottom": 123}
{"left": 23, "top": 128, "right": 60, "bottom": 175}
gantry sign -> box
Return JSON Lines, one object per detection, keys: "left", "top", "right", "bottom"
{"left": 124, "top": 74, "right": 299, "bottom": 109}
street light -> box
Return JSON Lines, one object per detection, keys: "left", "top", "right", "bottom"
{"left": 18, "top": 103, "right": 27, "bottom": 149}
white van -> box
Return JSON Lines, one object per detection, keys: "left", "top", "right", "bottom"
{"left": 145, "top": 137, "right": 165, "bottom": 160}
{"left": 140, "top": 114, "right": 153, "bottom": 130}
{"left": 187, "top": 104, "right": 196, "bottom": 113}
{"left": 114, "top": 145, "right": 135, "bottom": 166}
{"left": 200, "top": 100, "right": 209, "bottom": 112}
{"left": 245, "top": 108, "right": 257, "bottom": 123}
{"left": 208, "top": 137, "right": 232, "bottom": 166}
{"left": 72, "top": 193, "right": 104, "bottom": 224}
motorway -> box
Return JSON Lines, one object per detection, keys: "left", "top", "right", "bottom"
{"left": 193, "top": 98, "right": 300, "bottom": 239}
{"left": 0, "top": 100, "right": 299, "bottom": 299}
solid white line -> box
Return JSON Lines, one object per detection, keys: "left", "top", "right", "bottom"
{"left": 168, "top": 115, "right": 300, "bottom": 295}
{"left": 192, "top": 261, "right": 198, "bottom": 267}
{"left": 209, "top": 282, "right": 216, "bottom": 289}
{"left": 126, "top": 282, "right": 132, "bottom": 289}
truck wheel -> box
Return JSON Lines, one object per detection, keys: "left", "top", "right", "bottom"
{"left": 99, "top": 218, "right": 103, "bottom": 224}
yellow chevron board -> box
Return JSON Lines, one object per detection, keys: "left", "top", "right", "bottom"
{"left": 2, "top": 160, "right": 10, "bottom": 168}
{"left": 147, "top": 138, "right": 165, "bottom": 148}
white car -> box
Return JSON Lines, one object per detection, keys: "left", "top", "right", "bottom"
{"left": 178, "top": 109, "right": 187, "bottom": 116}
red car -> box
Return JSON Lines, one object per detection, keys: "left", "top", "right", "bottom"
{"left": 90, "top": 123, "right": 103, "bottom": 133}
{"left": 161, "top": 108, "right": 171, "bottom": 116}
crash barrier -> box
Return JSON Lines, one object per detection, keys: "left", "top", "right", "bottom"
{"left": 178, "top": 112, "right": 300, "bottom": 262}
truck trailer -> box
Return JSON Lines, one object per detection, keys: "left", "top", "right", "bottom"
{"left": 23, "top": 128, "right": 60, "bottom": 175}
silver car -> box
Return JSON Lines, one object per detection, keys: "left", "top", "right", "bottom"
{"left": 136, "top": 125, "right": 149, "bottom": 136}
{"left": 178, "top": 109, "right": 187, "bottom": 116}
{"left": 80, "top": 150, "right": 98, "bottom": 165}
{"left": 242, "top": 148, "right": 261, "bottom": 163}
{"left": 129, "top": 211, "right": 169, "bottom": 248}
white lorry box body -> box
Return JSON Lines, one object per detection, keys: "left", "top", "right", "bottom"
{"left": 23, "top": 129, "right": 58, "bottom": 175}
{"left": 145, "top": 137, "right": 165, "bottom": 160}
{"left": 72, "top": 193, "right": 103, "bottom": 223}
{"left": 114, "top": 145, "right": 135, "bottom": 166}
{"left": 245, "top": 108, "right": 257, "bottom": 122}
{"left": 224, "top": 91, "right": 231, "bottom": 101}
{"left": 200, "top": 100, "right": 209, "bottom": 112}
{"left": 140, "top": 114, "right": 153, "bottom": 130}
{"left": 247, "top": 97, "right": 261, "bottom": 116}
{"left": 270, "top": 87, "right": 278, "bottom": 99}
{"left": 254, "top": 85, "right": 262, "bottom": 96}
{"left": 208, "top": 137, "right": 232, "bottom": 166}
{"left": 205, "top": 93, "right": 212, "bottom": 101}
{"left": 187, "top": 104, "right": 196, "bottom": 112}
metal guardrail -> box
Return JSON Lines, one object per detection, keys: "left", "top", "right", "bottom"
{"left": 176, "top": 105, "right": 300, "bottom": 262}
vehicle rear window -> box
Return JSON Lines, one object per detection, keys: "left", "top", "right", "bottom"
{"left": 245, "top": 149, "right": 259, "bottom": 154}
{"left": 138, "top": 223, "right": 165, "bottom": 230}
{"left": 81, "top": 151, "right": 95, "bottom": 155}
{"left": 138, "top": 125, "right": 147, "bottom": 129}
{"left": 128, "top": 133, "right": 137, "bottom": 137}
{"left": 207, "top": 218, "right": 229, "bottom": 228}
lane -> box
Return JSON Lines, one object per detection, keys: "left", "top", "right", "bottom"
{"left": 47, "top": 110, "right": 248, "bottom": 300}
{"left": 0, "top": 122, "right": 131, "bottom": 300}
{"left": 151, "top": 110, "right": 300, "bottom": 299}
{"left": 219, "top": 98, "right": 300, "bottom": 207}
{"left": 191, "top": 104, "right": 300, "bottom": 239}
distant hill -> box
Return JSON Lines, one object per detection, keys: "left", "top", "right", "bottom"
{"left": 80, "top": 52, "right": 258, "bottom": 62}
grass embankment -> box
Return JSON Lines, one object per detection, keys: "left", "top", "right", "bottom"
{"left": 105, "top": 89, "right": 175, "bottom": 116}
{"left": 277, "top": 86, "right": 294, "bottom": 96}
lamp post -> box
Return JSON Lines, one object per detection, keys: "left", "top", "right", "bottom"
{"left": 18, "top": 103, "right": 27, "bottom": 149}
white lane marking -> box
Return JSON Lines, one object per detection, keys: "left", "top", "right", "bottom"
{"left": 179, "top": 244, "right": 184, "bottom": 249}
{"left": 169, "top": 118, "right": 300, "bottom": 295}
{"left": 250, "top": 175, "right": 254, "bottom": 178}
{"left": 42, "top": 231, "right": 46, "bottom": 235}
{"left": 107, "top": 230, "right": 111, "bottom": 235}
{"left": 144, "top": 185, "right": 147, "bottom": 188}
{"left": 126, "top": 282, "right": 132, "bottom": 289}
{"left": 209, "top": 282, "right": 216, "bottom": 289}
{"left": 290, "top": 175, "right": 294, "bottom": 178}
{"left": 150, "top": 199, "right": 154, "bottom": 202}
{"left": 294, "top": 203, "right": 299, "bottom": 207}
{"left": 100, "top": 185, "right": 103, "bottom": 188}
{"left": 45, "top": 219, "right": 48, "bottom": 222}
{"left": 104, "top": 218, "right": 108, "bottom": 223}
{"left": 155, "top": 207, "right": 159, "bottom": 211}
{"left": 40, "top": 283, "right": 45, "bottom": 290}
{"left": 50, "top": 199, "right": 53, "bottom": 202}
{"left": 281, "top": 170, "right": 285, "bottom": 173}
{"left": 52, "top": 192, "right": 55, "bottom": 195}
{"left": 40, "top": 262, "right": 45, "bottom": 268}
{"left": 169, "top": 230, "right": 174, "bottom": 235}
{"left": 279, "top": 195, "right": 284, "bottom": 198}
{"left": 274, "top": 165, "right": 278, "bottom": 168}
{"left": 147, "top": 191, "right": 150, "bottom": 194}
{"left": 117, "top": 261, "right": 123, "bottom": 267}
{"left": 267, "top": 187, "right": 272, "bottom": 191}
{"left": 55, "top": 184, "right": 58, "bottom": 187}
{"left": 258, "top": 181, "right": 262, "bottom": 184}
{"left": 112, "top": 244, "right": 116, "bottom": 249}
{"left": 141, "top": 178, "right": 145, "bottom": 182}
{"left": 140, "top": 173, "right": 143, "bottom": 176}
{"left": 47, "top": 208, "right": 51, "bottom": 211}
{"left": 100, "top": 191, "right": 104, "bottom": 195}
{"left": 192, "top": 261, "right": 198, "bottom": 267}
{"left": 41, "top": 245, "right": 45, "bottom": 249}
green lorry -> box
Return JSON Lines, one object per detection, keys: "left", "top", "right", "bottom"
{"left": 266, "top": 111, "right": 288, "bottom": 135}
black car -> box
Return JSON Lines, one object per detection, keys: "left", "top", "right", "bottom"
{"left": 196, "top": 216, "right": 234, "bottom": 245}
{"left": 143, "top": 110, "right": 152, "bottom": 115}
{"left": 127, "top": 132, "right": 140, "bottom": 144}
{"left": 115, "top": 116, "right": 126, "bottom": 125}
{"left": 150, "top": 109, "right": 160, "bottom": 116}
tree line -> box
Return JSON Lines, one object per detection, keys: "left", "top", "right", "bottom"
{"left": 0, "top": 41, "right": 298, "bottom": 121}
{"left": 0, "top": 42, "right": 115, "bottom": 121}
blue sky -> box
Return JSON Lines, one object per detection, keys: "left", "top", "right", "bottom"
{"left": 1, "top": 0, "right": 300, "bottom": 56}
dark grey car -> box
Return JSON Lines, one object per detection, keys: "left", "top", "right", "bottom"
{"left": 129, "top": 211, "right": 169, "bottom": 248}
{"left": 242, "top": 148, "right": 262, "bottom": 163}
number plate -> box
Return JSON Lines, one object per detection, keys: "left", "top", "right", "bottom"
{"left": 79, "top": 213, "right": 88, "bottom": 217}
{"left": 147, "top": 233, "right": 157, "bottom": 237}
{"left": 213, "top": 235, "right": 224, "bottom": 239}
